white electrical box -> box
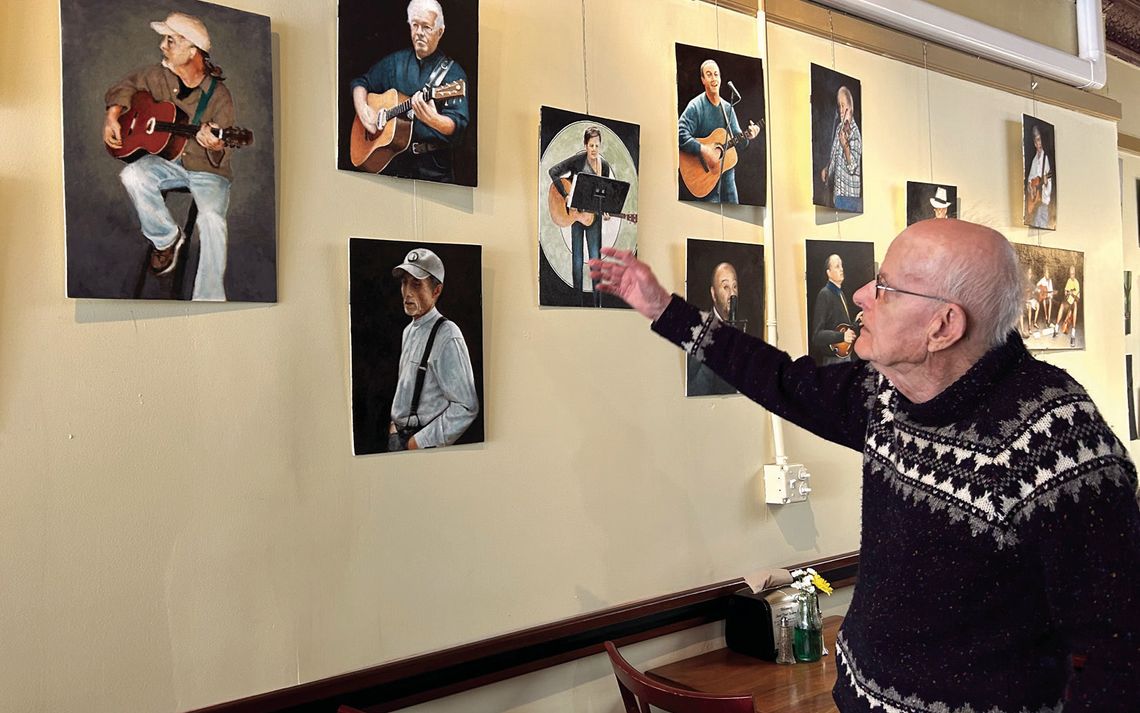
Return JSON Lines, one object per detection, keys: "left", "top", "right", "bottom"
{"left": 763, "top": 463, "right": 811, "bottom": 504}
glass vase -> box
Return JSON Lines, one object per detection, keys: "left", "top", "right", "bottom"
{"left": 793, "top": 590, "right": 823, "bottom": 663}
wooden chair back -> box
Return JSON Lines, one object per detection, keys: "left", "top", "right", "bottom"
{"left": 604, "top": 641, "right": 755, "bottom": 713}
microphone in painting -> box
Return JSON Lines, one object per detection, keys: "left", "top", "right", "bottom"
{"left": 727, "top": 80, "right": 742, "bottom": 102}
{"left": 725, "top": 294, "right": 748, "bottom": 333}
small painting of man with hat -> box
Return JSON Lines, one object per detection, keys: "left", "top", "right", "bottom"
{"left": 348, "top": 238, "right": 484, "bottom": 456}
{"left": 906, "top": 181, "right": 958, "bottom": 225}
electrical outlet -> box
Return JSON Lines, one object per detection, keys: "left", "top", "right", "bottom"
{"left": 763, "top": 463, "right": 811, "bottom": 504}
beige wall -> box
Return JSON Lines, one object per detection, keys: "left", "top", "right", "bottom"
{"left": 1107, "top": 56, "right": 1140, "bottom": 138}
{"left": 0, "top": 1, "right": 1128, "bottom": 712}
{"left": 923, "top": 0, "right": 1079, "bottom": 55}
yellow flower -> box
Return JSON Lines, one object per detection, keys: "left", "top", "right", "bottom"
{"left": 811, "top": 573, "right": 834, "bottom": 595}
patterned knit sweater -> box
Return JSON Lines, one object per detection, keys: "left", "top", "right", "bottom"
{"left": 652, "top": 296, "right": 1140, "bottom": 712}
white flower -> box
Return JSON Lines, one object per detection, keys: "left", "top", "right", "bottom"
{"left": 791, "top": 569, "right": 805, "bottom": 578}
{"left": 807, "top": 568, "right": 817, "bottom": 575}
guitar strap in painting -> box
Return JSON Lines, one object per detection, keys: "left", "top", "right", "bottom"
{"left": 192, "top": 78, "right": 217, "bottom": 125}
{"left": 427, "top": 58, "right": 453, "bottom": 90}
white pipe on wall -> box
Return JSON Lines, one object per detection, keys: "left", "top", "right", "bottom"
{"left": 811, "top": 0, "right": 1107, "bottom": 90}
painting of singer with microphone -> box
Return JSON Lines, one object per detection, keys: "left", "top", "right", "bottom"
{"left": 675, "top": 44, "right": 767, "bottom": 206}
{"left": 811, "top": 64, "right": 863, "bottom": 213}
{"left": 685, "top": 238, "right": 765, "bottom": 396}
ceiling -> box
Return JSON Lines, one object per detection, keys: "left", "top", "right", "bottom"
{"left": 1106, "top": 0, "right": 1140, "bottom": 65}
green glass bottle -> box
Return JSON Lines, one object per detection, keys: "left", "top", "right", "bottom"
{"left": 793, "top": 590, "right": 823, "bottom": 662}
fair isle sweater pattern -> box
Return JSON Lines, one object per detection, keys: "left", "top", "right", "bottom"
{"left": 653, "top": 296, "right": 1140, "bottom": 712}
{"left": 867, "top": 375, "right": 1133, "bottom": 550}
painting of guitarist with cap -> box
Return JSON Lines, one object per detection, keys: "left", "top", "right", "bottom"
{"left": 102, "top": 10, "right": 246, "bottom": 301}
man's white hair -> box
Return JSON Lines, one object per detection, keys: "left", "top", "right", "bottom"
{"left": 926, "top": 229, "right": 1022, "bottom": 348}
{"left": 407, "top": 0, "right": 445, "bottom": 29}
{"left": 699, "top": 59, "right": 718, "bottom": 75}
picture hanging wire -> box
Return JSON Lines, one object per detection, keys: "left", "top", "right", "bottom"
{"left": 581, "top": 0, "right": 590, "bottom": 115}
{"left": 413, "top": 179, "right": 423, "bottom": 242}
{"left": 924, "top": 42, "right": 934, "bottom": 183}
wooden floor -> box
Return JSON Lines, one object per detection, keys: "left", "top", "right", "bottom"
{"left": 646, "top": 616, "right": 842, "bottom": 713}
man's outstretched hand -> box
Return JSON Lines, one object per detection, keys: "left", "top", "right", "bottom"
{"left": 588, "top": 247, "right": 672, "bottom": 321}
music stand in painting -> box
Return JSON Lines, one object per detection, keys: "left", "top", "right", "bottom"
{"left": 568, "top": 174, "right": 631, "bottom": 216}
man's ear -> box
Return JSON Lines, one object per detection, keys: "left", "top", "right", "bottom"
{"left": 927, "top": 303, "right": 967, "bottom": 353}
{"left": 433, "top": 283, "right": 444, "bottom": 300}
{"left": 710, "top": 284, "right": 716, "bottom": 306}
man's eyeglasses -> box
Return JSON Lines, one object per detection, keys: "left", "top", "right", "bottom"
{"left": 874, "top": 274, "right": 948, "bottom": 303}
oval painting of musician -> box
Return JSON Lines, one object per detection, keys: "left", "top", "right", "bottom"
{"left": 675, "top": 43, "right": 767, "bottom": 207}
{"left": 338, "top": 0, "right": 478, "bottom": 187}
{"left": 538, "top": 106, "right": 640, "bottom": 309}
{"left": 1012, "top": 243, "right": 1083, "bottom": 351}
{"left": 61, "top": 0, "right": 276, "bottom": 301}
{"left": 349, "top": 237, "right": 484, "bottom": 456}
{"left": 804, "top": 240, "right": 875, "bottom": 365}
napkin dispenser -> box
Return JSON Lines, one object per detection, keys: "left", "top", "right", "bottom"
{"left": 724, "top": 585, "right": 799, "bottom": 660}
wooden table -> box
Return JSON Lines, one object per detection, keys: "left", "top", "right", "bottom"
{"left": 646, "top": 616, "right": 842, "bottom": 713}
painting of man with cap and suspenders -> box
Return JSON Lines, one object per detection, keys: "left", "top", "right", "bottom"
{"left": 349, "top": 238, "right": 485, "bottom": 456}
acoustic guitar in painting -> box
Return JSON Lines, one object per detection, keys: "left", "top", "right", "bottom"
{"left": 349, "top": 80, "right": 466, "bottom": 174}
{"left": 106, "top": 91, "right": 253, "bottom": 163}
{"left": 829, "top": 323, "right": 857, "bottom": 358}
{"left": 1058, "top": 285, "right": 1080, "bottom": 334}
{"left": 1025, "top": 170, "right": 1053, "bottom": 217}
{"left": 547, "top": 178, "right": 638, "bottom": 228}
{"left": 678, "top": 122, "right": 758, "bottom": 198}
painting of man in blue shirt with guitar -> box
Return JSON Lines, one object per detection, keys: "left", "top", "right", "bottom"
{"left": 347, "top": 0, "right": 472, "bottom": 185}
{"left": 677, "top": 52, "right": 762, "bottom": 205}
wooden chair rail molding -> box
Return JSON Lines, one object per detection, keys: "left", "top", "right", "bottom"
{"left": 186, "top": 552, "right": 857, "bottom": 713}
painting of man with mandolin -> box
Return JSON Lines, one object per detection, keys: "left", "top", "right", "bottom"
{"left": 339, "top": 0, "right": 477, "bottom": 187}
{"left": 62, "top": 0, "right": 276, "bottom": 302}
{"left": 805, "top": 240, "right": 875, "bottom": 366}
{"left": 675, "top": 43, "right": 766, "bottom": 206}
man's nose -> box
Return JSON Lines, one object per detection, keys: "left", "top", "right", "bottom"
{"left": 853, "top": 279, "right": 874, "bottom": 309}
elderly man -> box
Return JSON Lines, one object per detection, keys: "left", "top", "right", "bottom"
{"left": 688, "top": 261, "right": 740, "bottom": 396}
{"left": 678, "top": 59, "right": 760, "bottom": 204}
{"left": 103, "top": 11, "right": 234, "bottom": 301}
{"left": 351, "top": 0, "right": 469, "bottom": 183}
{"left": 810, "top": 254, "right": 860, "bottom": 365}
{"left": 590, "top": 219, "right": 1140, "bottom": 710}
{"left": 820, "top": 85, "right": 862, "bottom": 212}
{"left": 388, "top": 248, "right": 478, "bottom": 452}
